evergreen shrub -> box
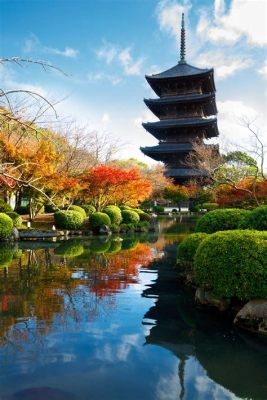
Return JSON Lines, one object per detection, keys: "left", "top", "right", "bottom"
{"left": 104, "top": 206, "right": 122, "bottom": 225}
{"left": 121, "top": 210, "right": 140, "bottom": 224}
{"left": 132, "top": 209, "right": 150, "bottom": 221}
{"left": 238, "top": 205, "right": 267, "bottom": 231}
{"left": 194, "top": 230, "right": 267, "bottom": 300}
{"left": 0, "top": 213, "right": 13, "bottom": 240}
{"left": 54, "top": 210, "right": 84, "bottom": 230}
{"left": 80, "top": 205, "right": 96, "bottom": 216}
{"left": 90, "top": 212, "right": 111, "bottom": 229}
{"left": 177, "top": 233, "right": 209, "bottom": 264}
{"left": 195, "top": 208, "right": 250, "bottom": 233}
{"left": 153, "top": 205, "right": 164, "bottom": 213}
{"left": 6, "top": 212, "right": 22, "bottom": 228}
{"left": 68, "top": 205, "right": 87, "bottom": 219}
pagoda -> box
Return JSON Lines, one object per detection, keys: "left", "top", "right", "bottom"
{"left": 141, "top": 14, "right": 219, "bottom": 184}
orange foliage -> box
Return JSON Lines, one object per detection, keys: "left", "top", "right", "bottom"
{"left": 82, "top": 165, "right": 152, "bottom": 209}
{"left": 216, "top": 178, "right": 267, "bottom": 207}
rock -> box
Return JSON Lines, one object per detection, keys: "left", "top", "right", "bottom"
{"left": 94, "top": 224, "right": 111, "bottom": 235}
{"left": 11, "top": 228, "right": 19, "bottom": 241}
{"left": 19, "top": 229, "right": 65, "bottom": 239}
{"left": 195, "top": 287, "right": 231, "bottom": 311}
{"left": 234, "top": 298, "right": 267, "bottom": 335}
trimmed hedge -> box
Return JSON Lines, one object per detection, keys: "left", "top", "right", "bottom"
{"left": 153, "top": 205, "right": 164, "bottom": 213}
{"left": 132, "top": 208, "right": 150, "bottom": 221}
{"left": 195, "top": 208, "right": 250, "bottom": 233}
{"left": 6, "top": 212, "right": 22, "bottom": 228}
{"left": 68, "top": 205, "right": 87, "bottom": 219}
{"left": 90, "top": 212, "right": 111, "bottom": 229}
{"left": 0, "top": 213, "right": 13, "bottom": 240}
{"left": 177, "top": 233, "right": 209, "bottom": 264}
{"left": 121, "top": 210, "right": 140, "bottom": 224}
{"left": 54, "top": 240, "right": 84, "bottom": 257}
{"left": 238, "top": 205, "right": 267, "bottom": 231}
{"left": 194, "top": 230, "right": 267, "bottom": 300}
{"left": 54, "top": 210, "right": 84, "bottom": 230}
{"left": 80, "top": 205, "right": 96, "bottom": 216}
{"left": 104, "top": 206, "right": 122, "bottom": 225}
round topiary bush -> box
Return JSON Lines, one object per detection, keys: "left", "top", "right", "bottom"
{"left": 90, "top": 212, "right": 111, "bottom": 229}
{"left": 238, "top": 205, "right": 267, "bottom": 231}
{"left": 54, "top": 210, "right": 84, "bottom": 230}
{"left": 132, "top": 209, "right": 150, "bottom": 221}
{"left": 177, "top": 233, "right": 209, "bottom": 264}
{"left": 193, "top": 230, "right": 267, "bottom": 300}
{"left": 202, "top": 202, "right": 219, "bottom": 211}
{"left": 121, "top": 210, "right": 140, "bottom": 224}
{"left": 80, "top": 205, "right": 96, "bottom": 216}
{"left": 6, "top": 212, "right": 23, "bottom": 228}
{"left": 195, "top": 208, "right": 250, "bottom": 233}
{"left": 0, "top": 213, "right": 13, "bottom": 241}
{"left": 103, "top": 206, "right": 122, "bottom": 225}
{"left": 0, "top": 200, "right": 12, "bottom": 213}
{"left": 54, "top": 240, "right": 84, "bottom": 257}
{"left": 68, "top": 205, "right": 87, "bottom": 219}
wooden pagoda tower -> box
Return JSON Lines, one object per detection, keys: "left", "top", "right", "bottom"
{"left": 141, "top": 14, "right": 219, "bottom": 184}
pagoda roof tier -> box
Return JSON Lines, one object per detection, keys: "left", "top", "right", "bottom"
{"left": 142, "top": 117, "right": 218, "bottom": 139}
{"left": 141, "top": 143, "right": 193, "bottom": 161}
{"left": 146, "top": 64, "right": 215, "bottom": 96}
{"left": 144, "top": 93, "right": 217, "bottom": 118}
{"left": 146, "top": 63, "right": 212, "bottom": 79}
{"left": 165, "top": 168, "right": 207, "bottom": 178}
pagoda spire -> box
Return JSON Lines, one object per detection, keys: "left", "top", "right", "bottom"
{"left": 179, "top": 13, "right": 186, "bottom": 64}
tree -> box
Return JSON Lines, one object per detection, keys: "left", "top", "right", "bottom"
{"left": 81, "top": 165, "right": 152, "bottom": 210}
{"left": 185, "top": 136, "right": 266, "bottom": 206}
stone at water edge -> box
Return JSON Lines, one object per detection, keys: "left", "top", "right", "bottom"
{"left": 195, "top": 287, "right": 231, "bottom": 312}
{"left": 11, "top": 228, "right": 19, "bottom": 241}
{"left": 234, "top": 299, "right": 267, "bottom": 335}
{"left": 95, "top": 224, "right": 112, "bottom": 235}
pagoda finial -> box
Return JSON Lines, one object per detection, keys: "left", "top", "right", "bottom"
{"left": 179, "top": 13, "right": 186, "bottom": 64}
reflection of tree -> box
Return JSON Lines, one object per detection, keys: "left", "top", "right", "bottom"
{"left": 0, "top": 237, "right": 157, "bottom": 350}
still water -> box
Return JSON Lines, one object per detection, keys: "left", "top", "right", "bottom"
{"left": 0, "top": 218, "right": 266, "bottom": 400}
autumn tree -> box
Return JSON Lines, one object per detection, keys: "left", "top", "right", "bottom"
{"left": 81, "top": 165, "right": 152, "bottom": 210}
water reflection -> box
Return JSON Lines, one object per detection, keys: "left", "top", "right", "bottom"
{"left": 0, "top": 218, "right": 265, "bottom": 400}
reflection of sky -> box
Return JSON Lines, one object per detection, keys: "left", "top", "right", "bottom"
{"left": 0, "top": 253, "right": 255, "bottom": 400}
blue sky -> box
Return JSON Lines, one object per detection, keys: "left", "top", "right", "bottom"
{"left": 1, "top": 0, "right": 266, "bottom": 163}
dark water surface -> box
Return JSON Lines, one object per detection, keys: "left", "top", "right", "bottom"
{"left": 0, "top": 218, "right": 266, "bottom": 400}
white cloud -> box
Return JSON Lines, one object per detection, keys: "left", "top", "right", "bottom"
{"left": 87, "top": 72, "right": 121, "bottom": 85}
{"left": 101, "top": 112, "right": 111, "bottom": 123}
{"left": 22, "top": 33, "right": 79, "bottom": 58}
{"left": 196, "top": 0, "right": 267, "bottom": 47}
{"left": 196, "top": 51, "right": 253, "bottom": 79}
{"left": 156, "top": 0, "right": 191, "bottom": 37}
{"left": 96, "top": 43, "right": 144, "bottom": 76}
{"left": 258, "top": 60, "right": 267, "bottom": 79}
{"left": 96, "top": 46, "right": 117, "bottom": 64}
{"left": 217, "top": 100, "right": 267, "bottom": 159}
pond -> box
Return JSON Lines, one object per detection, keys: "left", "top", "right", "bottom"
{"left": 0, "top": 217, "right": 266, "bottom": 400}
